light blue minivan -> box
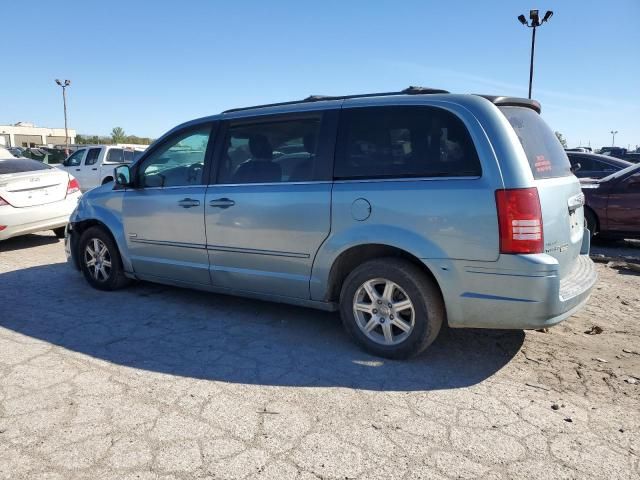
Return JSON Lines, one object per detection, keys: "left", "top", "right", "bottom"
{"left": 65, "top": 87, "right": 597, "bottom": 358}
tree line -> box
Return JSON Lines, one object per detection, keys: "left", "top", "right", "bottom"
{"left": 75, "top": 127, "right": 154, "bottom": 145}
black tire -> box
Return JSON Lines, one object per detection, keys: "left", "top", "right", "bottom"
{"left": 52, "top": 226, "right": 66, "bottom": 238}
{"left": 78, "top": 226, "right": 130, "bottom": 291}
{"left": 102, "top": 177, "right": 113, "bottom": 185}
{"left": 584, "top": 208, "right": 597, "bottom": 238}
{"left": 339, "top": 258, "right": 444, "bottom": 359}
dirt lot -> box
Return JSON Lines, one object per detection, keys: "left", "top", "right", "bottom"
{"left": 0, "top": 233, "right": 638, "bottom": 480}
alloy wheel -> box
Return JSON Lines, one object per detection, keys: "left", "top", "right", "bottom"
{"left": 352, "top": 278, "right": 415, "bottom": 346}
{"left": 84, "top": 238, "right": 112, "bottom": 282}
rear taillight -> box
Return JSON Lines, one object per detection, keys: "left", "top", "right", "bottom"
{"left": 495, "top": 187, "right": 544, "bottom": 254}
{"left": 0, "top": 195, "right": 11, "bottom": 207}
{"left": 67, "top": 178, "right": 80, "bottom": 195}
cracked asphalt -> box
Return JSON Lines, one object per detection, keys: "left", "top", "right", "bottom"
{"left": 0, "top": 233, "right": 638, "bottom": 479}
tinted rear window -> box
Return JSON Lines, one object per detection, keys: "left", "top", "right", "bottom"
{"left": 500, "top": 106, "right": 571, "bottom": 179}
{"left": 0, "top": 159, "right": 51, "bottom": 175}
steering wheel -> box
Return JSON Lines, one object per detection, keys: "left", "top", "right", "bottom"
{"left": 187, "top": 162, "right": 203, "bottom": 183}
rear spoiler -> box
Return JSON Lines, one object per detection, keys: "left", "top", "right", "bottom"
{"left": 475, "top": 95, "right": 542, "bottom": 114}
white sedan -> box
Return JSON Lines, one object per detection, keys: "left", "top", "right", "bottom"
{"left": 0, "top": 147, "right": 81, "bottom": 241}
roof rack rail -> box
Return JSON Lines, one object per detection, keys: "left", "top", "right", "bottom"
{"left": 223, "top": 86, "right": 450, "bottom": 113}
{"left": 475, "top": 95, "right": 542, "bottom": 114}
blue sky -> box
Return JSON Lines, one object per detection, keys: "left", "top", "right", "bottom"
{"left": 2, "top": 0, "right": 639, "bottom": 149}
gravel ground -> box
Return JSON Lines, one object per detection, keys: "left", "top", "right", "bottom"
{"left": 0, "top": 233, "right": 638, "bottom": 480}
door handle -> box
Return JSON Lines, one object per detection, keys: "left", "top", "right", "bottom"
{"left": 209, "top": 198, "right": 235, "bottom": 209}
{"left": 92, "top": 168, "right": 98, "bottom": 171}
{"left": 75, "top": 168, "right": 81, "bottom": 171}
{"left": 178, "top": 198, "right": 201, "bottom": 208}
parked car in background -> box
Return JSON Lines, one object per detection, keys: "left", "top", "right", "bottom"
{"left": 58, "top": 145, "right": 146, "bottom": 192}
{"left": 581, "top": 162, "right": 640, "bottom": 239}
{"left": 598, "top": 147, "right": 627, "bottom": 159}
{"left": 622, "top": 152, "right": 640, "bottom": 163}
{"left": 0, "top": 147, "right": 81, "bottom": 241}
{"left": 565, "top": 147, "right": 592, "bottom": 153}
{"left": 65, "top": 88, "right": 596, "bottom": 358}
{"left": 567, "top": 151, "right": 632, "bottom": 179}
{"left": 7, "top": 147, "right": 26, "bottom": 158}
{"left": 20, "top": 146, "right": 67, "bottom": 165}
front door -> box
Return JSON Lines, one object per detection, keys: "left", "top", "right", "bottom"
{"left": 81, "top": 147, "right": 102, "bottom": 189}
{"left": 606, "top": 170, "right": 640, "bottom": 233}
{"left": 61, "top": 149, "right": 86, "bottom": 187}
{"left": 205, "top": 112, "right": 335, "bottom": 299}
{"left": 122, "top": 124, "right": 215, "bottom": 284}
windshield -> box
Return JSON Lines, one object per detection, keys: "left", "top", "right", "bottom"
{"left": 499, "top": 106, "right": 572, "bottom": 179}
{"left": 599, "top": 162, "right": 640, "bottom": 183}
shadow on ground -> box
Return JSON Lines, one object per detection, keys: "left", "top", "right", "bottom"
{"left": 0, "top": 261, "right": 524, "bottom": 391}
{"left": 0, "top": 233, "right": 60, "bottom": 252}
{"left": 591, "top": 238, "right": 640, "bottom": 258}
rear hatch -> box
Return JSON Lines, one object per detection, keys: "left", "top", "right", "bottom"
{"left": 0, "top": 159, "right": 70, "bottom": 207}
{"left": 500, "top": 106, "right": 584, "bottom": 278}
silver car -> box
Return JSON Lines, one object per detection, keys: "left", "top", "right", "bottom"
{"left": 65, "top": 88, "right": 597, "bottom": 358}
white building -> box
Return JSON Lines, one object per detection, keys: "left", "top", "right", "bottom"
{"left": 0, "top": 122, "right": 76, "bottom": 148}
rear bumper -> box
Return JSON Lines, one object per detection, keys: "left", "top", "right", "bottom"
{"left": 0, "top": 194, "right": 80, "bottom": 241}
{"left": 428, "top": 254, "right": 597, "bottom": 329}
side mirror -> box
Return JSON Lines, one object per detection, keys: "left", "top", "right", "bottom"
{"left": 114, "top": 165, "right": 132, "bottom": 186}
{"left": 571, "top": 162, "right": 581, "bottom": 174}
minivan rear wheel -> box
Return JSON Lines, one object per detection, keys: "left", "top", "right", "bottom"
{"left": 78, "top": 226, "right": 130, "bottom": 291}
{"left": 339, "top": 258, "right": 444, "bottom": 359}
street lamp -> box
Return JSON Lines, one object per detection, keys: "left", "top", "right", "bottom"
{"left": 517, "top": 9, "right": 553, "bottom": 99}
{"left": 55, "top": 79, "right": 71, "bottom": 155}
{"left": 610, "top": 130, "right": 618, "bottom": 147}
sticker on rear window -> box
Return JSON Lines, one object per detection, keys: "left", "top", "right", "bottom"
{"left": 499, "top": 106, "right": 572, "bottom": 179}
{"left": 534, "top": 155, "right": 552, "bottom": 173}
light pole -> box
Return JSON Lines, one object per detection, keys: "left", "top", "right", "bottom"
{"left": 518, "top": 9, "right": 553, "bottom": 99}
{"left": 55, "top": 79, "right": 71, "bottom": 155}
{"left": 610, "top": 130, "right": 618, "bottom": 147}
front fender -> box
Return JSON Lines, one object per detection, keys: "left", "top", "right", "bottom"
{"left": 71, "top": 190, "right": 132, "bottom": 272}
{"left": 309, "top": 224, "right": 448, "bottom": 301}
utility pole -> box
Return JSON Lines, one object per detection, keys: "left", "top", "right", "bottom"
{"left": 55, "top": 79, "right": 71, "bottom": 155}
{"left": 518, "top": 10, "right": 553, "bottom": 99}
{"left": 610, "top": 130, "right": 618, "bottom": 147}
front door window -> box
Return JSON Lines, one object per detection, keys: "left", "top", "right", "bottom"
{"left": 65, "top": 149, "right": 85, "bottom": 167}
{"left": 138, "top": 127, "right": 211, "bottom": 188}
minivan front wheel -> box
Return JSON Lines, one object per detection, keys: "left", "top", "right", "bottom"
{"left": 78, "top": 226, "right": 130, "bottom": 291}
{"left": 339, "top": 258, "right": 444, "bottom": 359}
